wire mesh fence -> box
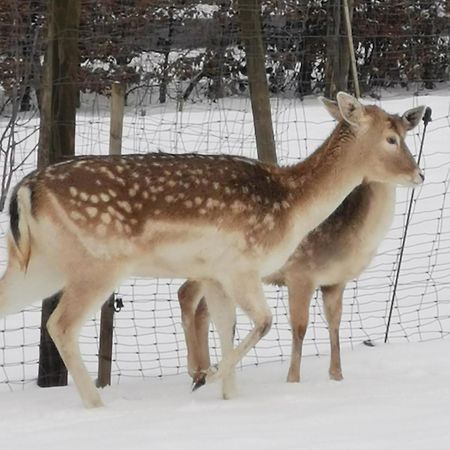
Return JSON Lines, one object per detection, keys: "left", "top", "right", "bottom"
{"left": 0, "top": 0, "right": 449, "bottom": 390}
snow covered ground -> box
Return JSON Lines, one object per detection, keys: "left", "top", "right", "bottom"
{"left": 0, "top": 339, "right": 449, "bottom": 450}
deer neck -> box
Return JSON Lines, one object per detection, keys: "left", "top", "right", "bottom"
{"left": 287, "top": 126, "right": 364, "bottom": 238}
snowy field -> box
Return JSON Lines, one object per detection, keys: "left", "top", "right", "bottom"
{"left": 0, "top": 89, "right": 449, "bottom": 447}
{"left": 0, "top": 339, "right": 449, "bottom": 450}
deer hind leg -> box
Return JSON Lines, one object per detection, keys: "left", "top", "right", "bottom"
{"left": 286, "top": 277, "right": 315, "bottom": 383}
{"left": 46, "top": 270, "right": 120, "bottom": 408}
{"left": 178, "top": 280, "right": 211, "bottom": 382}
{"left": 195, "top": 272, "right": 271, "bottom": 389}
{"left": 321, "top": 283, "right": 345, "bottom": 381}
{"left": 203, "top": 281, "right": 237, "bottom": 400}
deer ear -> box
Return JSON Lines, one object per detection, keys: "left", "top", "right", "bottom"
{"left": 336, "top": 92, "right": 365, "bottom": 127}
{"left": 402, "top": 106, "right": 426, "bottom": 130}
{"left": 319, "top": 97, "right": 342, "bottom": 122}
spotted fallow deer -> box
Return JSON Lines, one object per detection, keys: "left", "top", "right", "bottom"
{"left": 178, "top": 97, "right": 426, "bottom": 396}
{"left": 0, "top": 93, "right": 424, "bottom": 408}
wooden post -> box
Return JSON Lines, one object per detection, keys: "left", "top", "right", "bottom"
{"left": 109, "top": 83, "right": 126, "bottom": 156}
{"left": 37, "top": 295, "right": 68, "bottom": 387}
{"left": 37, "top": 0, "right": 81, "bottom": 388}
{"left": 96, "top": 296, "right": 116, "bottom": 388}
{"left": 237, "top": 0, "right": 277, "bottom": 164}
{"left": 96, "top": 82, "right": 126, "bottom": 388}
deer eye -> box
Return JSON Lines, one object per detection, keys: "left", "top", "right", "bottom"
{"left": 387, "top": 136, "right": 398, "bottom": 146}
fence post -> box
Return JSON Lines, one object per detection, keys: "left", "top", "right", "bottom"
{"left": 237, "top": 0, "right": 277, "bottom": 164}
{"left": 96, "top": 82, "right": 126, "bottom": 388}
{"left": 37, "top": 295, "right": 67, "bottom": 387}
{"left": 109, "top": 82, "right": 126, "bottom": 156}
{"left": 96, "top": 296, "right": 116, "bottom": 388}
{"left": 37, "top": 0, "right": 80, "bottom": 388}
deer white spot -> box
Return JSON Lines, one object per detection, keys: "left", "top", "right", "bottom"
{"left": 184, "top": 200, "right": 193, "bottom": 208}
{"left": 124, "top": 224, "right": 132, "bottom": 234}
{"left": 116, "top": 166, "right": 124, "bottom": 174}
{"left": 86, "top": 207, "right": 98, "bottom": 218}
{"left": 118, "top": 201, "right": 132, "bottom": 213}
{"left": 135, "top": 202, "right": 143, "bottom": 210}
{"left": 115, "top": 220, "right": 123, "bottom": 233}
{"left": 100, "top": 167, "right": 116, "bottom": 179}
{"left": 108, "top": 189, "right": 117, "bottom": 198}
{"left": 242, "top": 186, "right": 249, "bottom": 194}
{"left": 194, "top": 197, "right": 203, "bottom": 206}
{"left": 69, "top": 187, "right": 78, "bottom": 197}
{"left": 133, "top": 182, "right": 140, "bottom": 191}
{"left": 142, "top": 191, "right": 149, "bottom": 199}
{"left": 158, "top": 177, "right": 165, "bottom": 183}
{"left": 248, "top": 215, "right": 258, "bottom": 225}
{"left": 165, "top": 195, "right": 175, "bottom": 203}
{"left": 212, "top": 182, "right": 220, "bottom": 190}
{"left": 79, "top": 192, "right": 89, "bottom": 202}
{"left": 90, "top": 195, "right": 99, "bottom": 203}
{"left": 273, "top": 202, "right": 281, "bottom": 211}
{"left": 101, "top": 213, "right": 112, "bottom": 224}
{"left": 231, "top": 200, "right": 246, "bottom": 213}
{"left": 224, "top": 187, "right": 231, "bottom": 195}
{"left": 282, "top": 200, "right": 290, "bottom": 209}
{"left": 129, "top": 188, "right": 137, "bottom": 197}
{"left": 100, "top": 193, "right": 110, "bottom": 202}
{"left": 263, "top": 214, "right": 275, "bottom": 230}
{"left": 199, "top": 208, "right": 207, "bottom": 215}
{"left": 154, "top": 209, "right": 161, "bottom": 215}
{"left": 70, "top": 211, "right": 85, "bottom": 222}
{"left": 167, "top": 180, "right": 176, "bottom": 187}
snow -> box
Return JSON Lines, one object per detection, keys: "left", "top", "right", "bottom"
{"left": 1, "top": 339, "right": 449, "bottom": 450}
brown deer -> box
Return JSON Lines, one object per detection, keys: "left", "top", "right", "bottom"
{"left": 178, "top": 97, "right": 426, "bottom": 395}
{"left": 0, "top": 93, "right": 424, "bottom": 408}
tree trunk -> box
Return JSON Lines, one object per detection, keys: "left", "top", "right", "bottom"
{"left": 237, "top": 0, "right": 277, "bottom": 164}
{"left": 37, "top": 0, "right": 81, "bottom": 389}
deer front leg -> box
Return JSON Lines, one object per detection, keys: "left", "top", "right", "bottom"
{"left": 321, "top": 283, "right": 345, "bottom": 381}
{"left": 194, "top": 272, "right": 271, "bottom": 390}
{"left": 203, "top": 282, "right": 237, "bottom": 399}
{"left": 286, "top": 276, "right": 315, "bottom": 383}
{"left": 178, "top": 280, "right": 210, "bottom": 382}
